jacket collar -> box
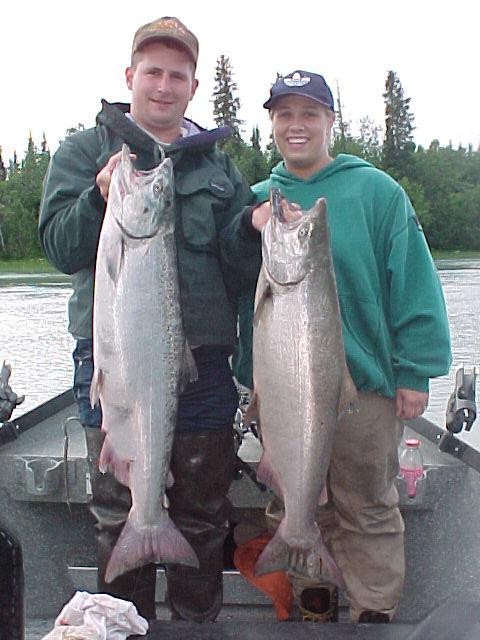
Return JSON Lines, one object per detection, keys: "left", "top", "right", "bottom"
{"left": 97, "top": 100, "right": 232, "bottom": 154}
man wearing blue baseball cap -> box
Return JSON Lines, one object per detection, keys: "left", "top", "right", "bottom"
{"left": 233, "top": 70, "right": 451, "bottom": 623}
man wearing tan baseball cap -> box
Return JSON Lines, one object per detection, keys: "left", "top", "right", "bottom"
{"left": 40, "top": 15, "right": 257, "bottom": 625}
{"left": 131, "top": 16, "right": 199, "bottom": 66}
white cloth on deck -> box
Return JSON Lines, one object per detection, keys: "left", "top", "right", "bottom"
{"left": 42, "top": 591, "right": 148, "bottom": 639}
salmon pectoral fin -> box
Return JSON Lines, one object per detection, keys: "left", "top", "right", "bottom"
{"left": 318, "top": 485, "right": 329, "bottom": 506}
{"left": 105, "top": 510, "right": 199, "bottom": 584}
{"left": 105, "top": 227, "right": 125, "bottom": 284}
{"left": 242, "top": 390, "right": 258, "bottom": 425}
{"left": 337, "top": 363, "right": 360, "bottom": 421}
{"left": 256, "top": 450, "right": 283, "bottom": 498}
{"left": 90, "top": 368, "right": 103, "bottom": 409}
{"left": 253, "top": 272, "right": 272, "bottom": 327}
{"left": 99, "top": 438, "right": 130, "bottom": 487}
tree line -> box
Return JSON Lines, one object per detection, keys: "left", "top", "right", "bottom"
{"left": 1, "top": 64, "right": 479, "bottom": 260}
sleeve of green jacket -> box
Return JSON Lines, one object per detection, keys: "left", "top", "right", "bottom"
{"left": 386, "top": 189, "right": 452, "bottom": 392}
{"left": 39, "top": 130, "right": 106, "bottom": 275}
{"left": 217, "top": 154, "right": 262, "bottom": 282}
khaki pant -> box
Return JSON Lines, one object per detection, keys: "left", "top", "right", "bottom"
{"left": 266, "top": 392, "right": 405, "bottom": 622}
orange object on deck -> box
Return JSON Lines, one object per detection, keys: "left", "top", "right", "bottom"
{"left": 233, "top": 533, "right": 293, "bottom": 621}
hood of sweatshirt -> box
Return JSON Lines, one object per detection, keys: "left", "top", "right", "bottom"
{"left": 253, "top": 154, "right": 376, "bottom": 208}
{"left": 272, "top": 153, "right": 372, "bottom": 182}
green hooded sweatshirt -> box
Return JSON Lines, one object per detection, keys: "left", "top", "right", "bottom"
{"left": 233, "top": 154, "right": 452, "bottom": 396}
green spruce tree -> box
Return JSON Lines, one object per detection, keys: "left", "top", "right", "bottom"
{"left": 0, "top": 134, "right": 51, "bottom": 258}
{"left": 9, "top": 151, "right": 19, "bottom": 177}
{"left": 334, "top": 81, "right": 350, "bottom": 152}
{"left": 266, "top": 130, "right": 282, "bottom": 171}
{"left": 250, "top": 126, "right": 261, "bottom": 152}
{"left": 0, "top": 147, "right": 6, "bottom": 182}
{"left": 212, "top": 55, "right": 243, "bottom": 142}
{"left": 41, "top": 131, "right": 49, "bottom": 157}
{"left": 382, "top": 70, "right": 415, "bottom": 177}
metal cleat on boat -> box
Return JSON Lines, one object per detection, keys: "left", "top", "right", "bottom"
{"left": 439, "top": 365, "right": 477, "bottom": 456}
{"left": 445, "top": 364, "right": 477, "bottom": 433}
{"left": 0, "top": 361, "right": 25, "bottom": 444}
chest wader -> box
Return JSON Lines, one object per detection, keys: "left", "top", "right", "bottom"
{"left": 84, "top": 427, "right": 157, "bottom": 620}
{"left": 165, "top": 428, "right": 235, "bottom": 621}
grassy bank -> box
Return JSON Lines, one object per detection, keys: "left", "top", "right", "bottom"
{"left": 432, "top": 250, "right": 480, "bottom": 260}
{"left": 0, "top": 257, "right": 58, "bottom": 273}
{"left": 1, "top": 250, "right": 479, "bottom": 274}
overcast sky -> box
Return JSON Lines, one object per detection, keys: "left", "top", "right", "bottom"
{"left": 2, "top": 0, "right": 479, "bottom": 163}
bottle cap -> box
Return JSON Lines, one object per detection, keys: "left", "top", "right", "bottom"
{"left": 405, "top": 438, "right": 420, "bottom": 448}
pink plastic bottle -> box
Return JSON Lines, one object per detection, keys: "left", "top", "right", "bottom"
{"left": 399, "top": 438, "right": 424, "bottom": 498}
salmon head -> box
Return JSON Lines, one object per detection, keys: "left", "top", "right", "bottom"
{"left": 110, "top": 144, "right": 174, "bottom": 240}
{"left": 261, "top": 190, "right": 329, "bottom": 286}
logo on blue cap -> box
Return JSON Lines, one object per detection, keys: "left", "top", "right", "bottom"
{"left": 263, "top": 70, "right": 335, "bottom": 112}
{"left": 284, "top": 72, "right": 311, "bottom": 87}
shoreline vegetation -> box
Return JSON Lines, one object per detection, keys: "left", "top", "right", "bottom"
{"left": 1, "top": 251, "right": 480, "bottom": 274}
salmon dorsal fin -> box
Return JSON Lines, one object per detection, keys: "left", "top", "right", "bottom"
{"left": 337, "top": 364, "right": 359, "bottom": 421}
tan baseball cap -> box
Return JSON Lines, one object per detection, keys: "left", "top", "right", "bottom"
{"left": 131, "top": 16, "right": 199, "bottom": 65}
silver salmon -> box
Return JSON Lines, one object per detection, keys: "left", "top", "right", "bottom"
{"left": 252, "top": 191, "right": 357, "bottom": 586}
{"left": 91, "top": 144, "right": 199, "bottom": 583}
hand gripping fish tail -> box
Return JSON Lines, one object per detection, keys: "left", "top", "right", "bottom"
{"left": 92, "top": 143, "right": 199, "bottom": 582}
{"left": 252, "top": 191, "right": 357, "bottom": 590}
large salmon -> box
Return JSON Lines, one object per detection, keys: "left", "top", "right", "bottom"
{"left": 91, "top": 145, "right": 199, "bottom": 583}
{"left": 252, "top": 190, "right": 357, "bottom": 586}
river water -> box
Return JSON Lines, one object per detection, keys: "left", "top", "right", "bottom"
{"left": 1, "top": 260, "right": 480, "bottom": 447}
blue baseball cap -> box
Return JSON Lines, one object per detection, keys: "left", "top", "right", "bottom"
{"left": 263, "top": 70, "right": 335, "bottom": 112}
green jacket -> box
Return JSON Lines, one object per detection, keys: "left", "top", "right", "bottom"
{"left": 39, "top": 100, "right": 258, "bottom": 346}
{"left": 233, "top": 154, "right": 452, "bottom": 395}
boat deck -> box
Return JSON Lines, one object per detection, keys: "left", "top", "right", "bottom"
{"left": 28, "top": 600, "right": 480, "bottom": 640}
{"left": 3, "top": 391, "right": 480, "bottom": 638}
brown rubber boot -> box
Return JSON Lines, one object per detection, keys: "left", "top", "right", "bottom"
{"left": 84, "top": 427, "right": 157, "bottom": 620}
{"left": 299, "top": 586, "right": 339, "bottom": 622}
{"left": 358, "top": 610, "right": 390, "bottom": 623}
{"left": 165, "top": 428, "right": 235, "bottom": 622}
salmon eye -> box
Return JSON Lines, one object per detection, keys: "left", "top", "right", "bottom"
{"left": 153, "top": 182, "right": 162, "bottom": 197}
{"left": 298, "top": 223, "right": 313, "bottom": 239}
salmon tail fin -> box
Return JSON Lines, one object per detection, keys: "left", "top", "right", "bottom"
{"left": 105, "top": 510, "right": 199, "bottom": 584}
{"left": 90, "top": 368, "right": 103, "bottom": 409}
{"left": 289, "top": 527, "right": 345, "bottom": 589}
{"left": 253, "top": 529, "right": 289, "bottom": 577}
{"left": 254, "top": 526, "right": 345, "bottom": 589}
{"left": 309, "top": 535, "right": 345, "bottom": 589}
{"left": 338, "top": 363, "right": 359, "bottom": 421}
{"left": 180, "top": 341, "right": 198, "bottom": 391}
